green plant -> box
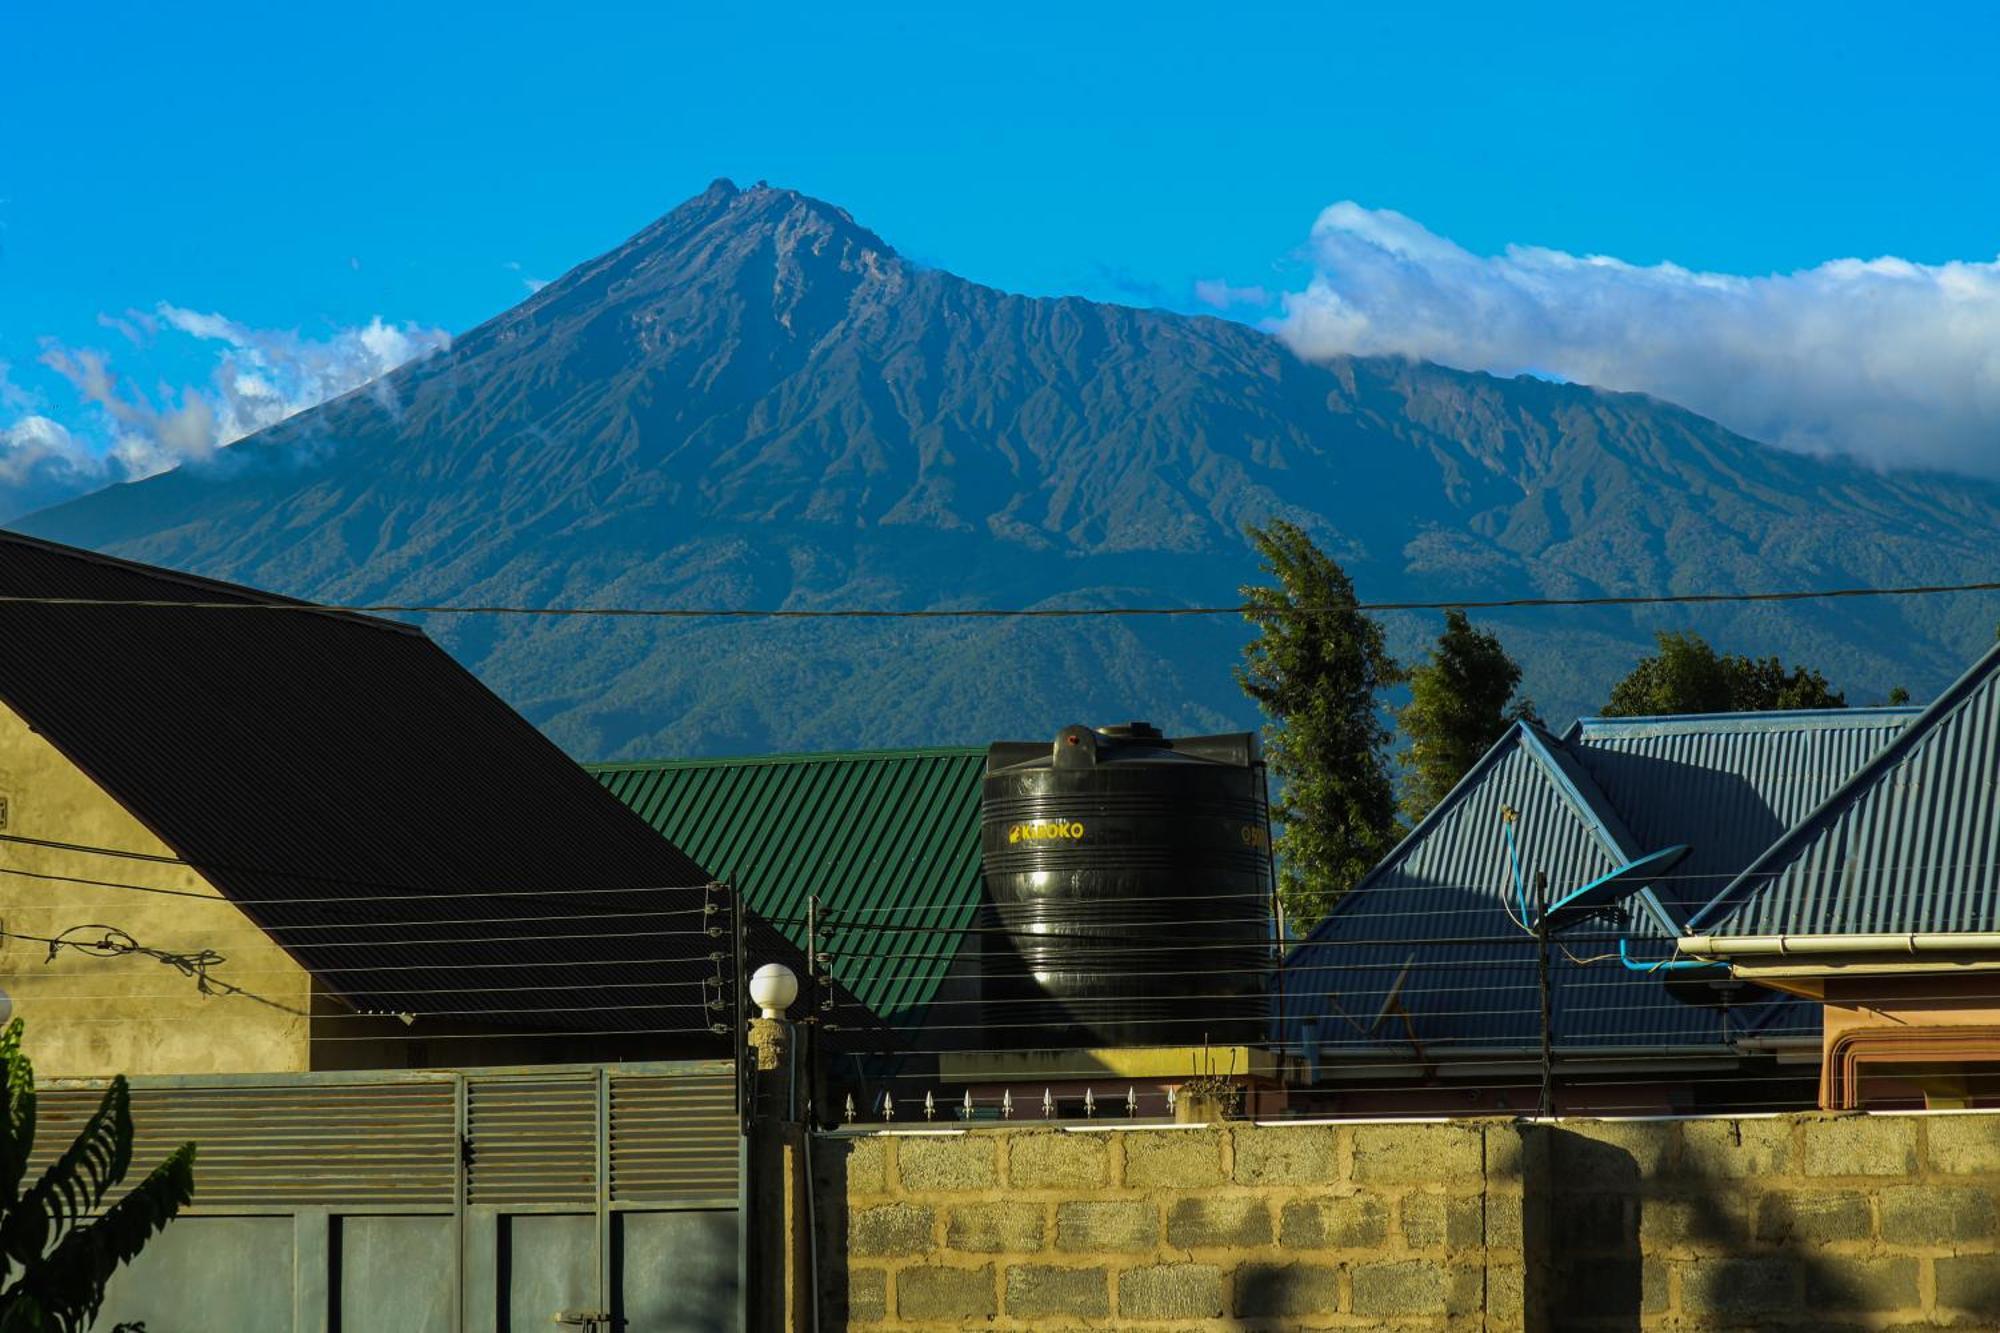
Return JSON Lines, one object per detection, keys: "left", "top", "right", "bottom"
{"left": 1237, "top": 519, "right": 1402, "bottom": 931}
{"left": 1398, "top": 609, "right": 1536, "bottom": 824}
{"left": 1602, "top": 630, "right": 1845, "bottom": 716}
{"left": 0, "top": 1020, "right": 195, "bottom": 1333}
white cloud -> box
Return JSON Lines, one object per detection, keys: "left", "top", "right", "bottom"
{"left": 35, "top": 307, "right": 451, "bottom": 483}
{"left": 1278, "top": 203, "right": 2000, "bottom": 477}
{"left": 3, "top": 307, "right": 450, "bottom": 519}
{"left": 1194, "top": 278, "right": 1271, "bottom": 310}
{"left": 0, "top": 414, "right": 106, "bottom": 523}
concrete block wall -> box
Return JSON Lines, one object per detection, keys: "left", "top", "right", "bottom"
{"left": 812, "top": 1112, "right": 2000, "bottom": 1330}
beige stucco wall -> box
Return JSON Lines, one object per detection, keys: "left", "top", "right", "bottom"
{"left": 0, "top": 700, "right": 312, "bottom": 1076}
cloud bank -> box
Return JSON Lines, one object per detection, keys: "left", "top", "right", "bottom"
{"left": 1, "top": 308, "right": 448, "bottom": 521}
{"left": 1278, "top": 203, "right": 2000, "bottom": 477}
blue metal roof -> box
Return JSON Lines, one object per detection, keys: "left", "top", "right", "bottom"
{"left": 1690, "top": 643, "right": 2000, "bottom": 938}
{"left": 1279, "top": 723, "right": 1764, "bottom": 1053}
{"left": 1566, "top": 707, "right": 1918, "bottom": 926}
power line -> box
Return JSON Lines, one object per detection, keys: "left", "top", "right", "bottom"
{"left": 0, "top": 576, "right": 1997, "bottom": 619}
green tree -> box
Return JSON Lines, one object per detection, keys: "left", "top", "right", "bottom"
{"left": 1398, "top": 610, "right": 1536, "bottom": 824}
{"left": 1602, "top": 630, "right": 1845, "bottom": 717}
{"left": 0, "top": 1020, "right": 194, "bottom": 1333}
{"left": 1237, "top": 519, "right": 1402, "bottom": 931}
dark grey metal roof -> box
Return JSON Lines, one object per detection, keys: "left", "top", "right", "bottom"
{"left": 1690, "top": 642, "right": 2000, "bottom": 938}
{"left": 1279, "top": 723, "right": 1775, "bottom": 1053}
{"left": 0, "top": 529, "right": 723, "bottom": 1042}
{"left": 1566, "top": 708, "right": 1918, "bottom": 926}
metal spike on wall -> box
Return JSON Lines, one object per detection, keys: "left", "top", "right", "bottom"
{"left": 882, "top": 1092, "right": 895, "bottom": 1122}
{"left": 843, "top": 1092, "right": 856, "bottom": 1124}
{"left": 1165, "top": 1086, "right": 1177, "bottom": 1116}
{"left": 1126, "top": 1086, "right": 1138, "bottom": 1117}
{"left": 924, "top": 1091, "right": 936, "bottom": 1122}
{"left": 1042, "top": 1088, "right": 1054, "bottom": 1119}
{"left": 961, "top": 1089, "right": 974, "bottom": 1121}
{"left": 1001, "top": 1089, "right": 1014, "bottom": 1119}
{"left": 1084, "top": 1087, "right": 1096, "bottom": 1118}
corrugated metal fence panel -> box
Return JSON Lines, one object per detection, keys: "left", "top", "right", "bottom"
{"left": 465, "top": 1073, "right": 598, "bottom": 1205}
{"left": 609, "top": 1070, "right": 739, "bottom": 1204}
{"left": 31, "top": 1080, "right": 458, "bottom": 1209}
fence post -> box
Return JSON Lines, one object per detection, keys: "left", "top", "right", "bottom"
{"left": 745, "top": 963, "right": 811, "bottom": 1333}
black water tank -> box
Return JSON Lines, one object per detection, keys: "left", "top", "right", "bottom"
{"left": 980, "top": 722, "right": 1274, "bottom": 1047}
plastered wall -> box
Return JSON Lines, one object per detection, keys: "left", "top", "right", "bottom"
{"left": 0, "top": 701, "right": 311, "bottom": 1076}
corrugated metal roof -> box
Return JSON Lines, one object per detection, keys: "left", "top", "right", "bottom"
{"left": 0, "top": 529, "right": 721, "bottom": 1041}
{"left": 592, "top": 747, "right": 986, "bottom": 1024}
{"left": 1280, "top": 723, "right": 1762, "bottom": 1052}
{"left": 1692, "top": 643, "right": 2000, "bottom": 938}
{"left": 1567, "top": 708, "right": 1918, "bottom": 925}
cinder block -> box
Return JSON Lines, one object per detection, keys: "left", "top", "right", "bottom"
{"left": 947, "top": 1201, "right": 1045, "bottom": 1253}
{"left": 1398, "top": 1192, "right": 1485, "bottom": 1249}
{"left": 1879, "top": 1186, "right": 1999, "bottom": 1245}
{"left": 1935, "top": 1252, "right": 2000, "bottom": 1314}
{"left": 1638, "top": 1194, "right": 1746, "bottom": 1251}
{"left": 1279, "top": 1194, "right": 1388, "bottom": 1250}
{"left": 1806, "top": 1256, "right": 1919, "bottom": 1313}
{"left": 1680, "top": 1117, "right": 1792, "bottom": 1179}
{"left": 839, "top": 1135, "right": 890, "bottom": 1195}
{"left": 895, "top": 1264, "right": 995, "bottom": 1321}
{"left": 1352, "top": 1260, "right": 1448, "bottom": 1317}
{"left": 1548, "top": 1121, "right": 1672, "bottom": 1187}
{"left": 1165, "top": 1196, "right": 1271, "bottom": 1249}
{"left": 1055, "top": 1199, "right": 1156, "bottom": 1252}
{"left": 1233, "top": 1262, "right": 1340, "bottom": 1317}
{"left": 1232, "top": 1124, "right": 1340, "bottom": 1185}
{"left": 1353, "top": 1123, "right": 1482, "bottom": 1184}
{"left": 846, "top": 1266, "right": 887, "bottom": 1323}
{"left": 1003, "top": 1263, "right": 1110, "bottom": 1318}
{"left": 896, "top": 1135, "right": 998, "bottom": 1191}
{"left": 1008, "top": 1131, "right": 1108, "bottom": 1189}
{"left": 1801, "top": 1116, "right": 1919, "bottom": 1177}
{"left": 1679, "top": 1256, "right": 1799, "bottom": 1317}
{"left": 1118, "top": 1263, "right": 1224, "bottom": 1320}
{"left": 1928, "top": 1116, "right": 2000, "bottom": 1174}
{"left": 1754, "top": 1190, "right": 1872, "bottom": 1245}
{"left": 1552, "top": 1191, "right": 1640, "bottom": 1252}
{"left": 849, "top": 1202, "right": 935, "bottom": 1257}
{"left": 1123, "top": 1128, "right": 1223, "bottom": 1187}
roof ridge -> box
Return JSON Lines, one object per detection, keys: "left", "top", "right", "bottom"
{"left": 587, "top": 745, "right": 987, "bottom": 772}
{"left": 1686, "top": 637, "right": 2000, "bottom": 934}
{"left": 0, "top": 527, "right": 422, "bottom": 637}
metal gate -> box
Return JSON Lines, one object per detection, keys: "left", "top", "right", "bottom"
{"left": 31, "top": 1063, "right": 741, "bottom": 1332}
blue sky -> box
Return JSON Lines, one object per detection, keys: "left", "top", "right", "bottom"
{"left": 3, "top": 1, "right": 1998, "bottom": 505}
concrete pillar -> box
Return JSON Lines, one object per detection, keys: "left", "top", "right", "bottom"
{"left": 746, "top": 1016, "right": 812, "bottom": 1333}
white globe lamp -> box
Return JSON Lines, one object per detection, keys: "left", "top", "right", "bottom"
{"left": 748, "top": 962, "right": 800, "bottom": 1020}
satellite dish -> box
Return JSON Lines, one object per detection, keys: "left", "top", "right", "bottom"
{"left": 1368, "top": 954, "right": 1417, "bottom": 1035}
{"left": 1541, "top": 844, "right": 1691, "bottom": 933}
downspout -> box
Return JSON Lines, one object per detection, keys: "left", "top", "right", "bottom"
{"left": 1619, "top": 939, "right": 1726, "bottom": 973}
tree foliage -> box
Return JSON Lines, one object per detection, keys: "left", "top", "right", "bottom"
{"left": 1602, "top": 631, "right": 1845, "bottom": 717}
{"left": 1237, "top": 519, "right": 1402, "bottom": 931}
{"left": 0, "top": 1020, "right": 194, "bottom": 1333}
{"left": 1398, "top": 610, "right": 1536, "bottom": 824}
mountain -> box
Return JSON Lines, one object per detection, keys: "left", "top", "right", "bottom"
{"left": 17, "top": 180, "right": 2000, "bottom": 758}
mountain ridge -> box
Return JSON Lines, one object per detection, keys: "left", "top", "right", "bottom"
{"left": 17, "top": 180, "right": 2000, "bottom": 757}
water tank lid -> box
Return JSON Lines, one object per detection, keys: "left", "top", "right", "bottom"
{"left": 1097, "top": 721, "right": 1163, "bottom": 740}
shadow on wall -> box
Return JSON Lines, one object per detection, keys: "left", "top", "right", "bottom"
{"left": 1515, "top": 1125, "right": 2000, "bottom": 1330}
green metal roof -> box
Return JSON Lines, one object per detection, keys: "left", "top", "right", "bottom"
{"left": 590, "top": 747, "right": 986, "bottom": 1025}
